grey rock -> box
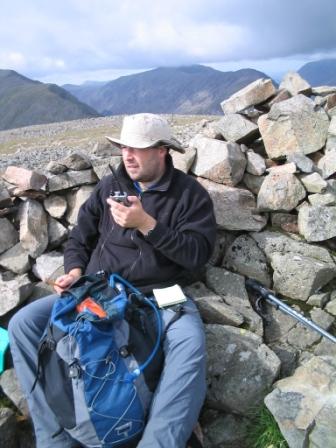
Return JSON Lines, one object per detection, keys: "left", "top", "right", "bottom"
{"left": 242, "top": 172, "right": 265, "bottom": 194}
{"left": 213, "top": 114, "right": 259, "bottom": 143}
{"left": 0, "top": 243, "right": 30, "bottom": 274}
{"left": 265, "top": 356, "right": 336, "bottom": 448}
{"left": 43, "top": 194, "right": 67, "bottom": 218}
{"left": 317, "top": 148, "right": 336, "bottom": 179}
{"left": 0, "top": 274, "right": 33, "bottom": 316}
{"left": 19, "top": 199, "right": 48, "bottom": 258}
{"left": 271, "top": 252, "right": 336, "bottom": 301}
{"left": 48, "top": 169, "right": 98, "bottom": 192}
{"left": 206, "top": 324, "right": 280, "bottom": 415}
{"left": 245, "top": 149, "right": 266, "bottom": 175}
{"left": 257, "top": 172, "right": 306, "bottom": 211}
{"left": 221, "top": 78, "right": 277, "bottom": 114}
{"left": 60, "top": 151, "right": 92, "bottom": 171}
{"left": 32, "top": 250, "right": 64, "bottom": 281}
{"left": 0, "top": 368, "right": 29, "bottom": 416}
{"left": 258, "top": 94, "right": 329, "bottom": 159}
{"left": 286, "top": 153, "right": 315, "bottom": 173}
{"left": 0, "top": 218, "right": 19, "bottom": 255}
{"left": 185, "top": 282, "right": 244, "bottom": 327}
{"left": 298, "top": 205, "right": 336, "bottom": 242}
{"left": 190, "top": 136, "right": 246, "bottom": 186}
{"left": 279, "top": 71, "right": 311, "bottom": 96}
{"left": 65, "top": 185, "right": 95, "bottom": 225}
{"left": 205, "top": 266, "right": 263, "bottom": 335}
{"left": 199, "top": 178, "right": 267, "bottom": 231}
{"left": 300, "top": 172, "right": 327, "bottom": 193}
{"left": 222, "top": 234, "right": 271, "bottom": 286}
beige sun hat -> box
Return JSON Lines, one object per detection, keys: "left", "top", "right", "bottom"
{"left": 106, "top": 113, "right": 185, "bottom": 153}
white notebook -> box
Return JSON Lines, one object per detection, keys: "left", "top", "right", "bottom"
{"left": 153, "top": 284, "right": 187, "bottom": 308}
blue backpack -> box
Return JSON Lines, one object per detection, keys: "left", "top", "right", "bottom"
{"left": 33, "top": 272, "right": 163, "bottom": 447}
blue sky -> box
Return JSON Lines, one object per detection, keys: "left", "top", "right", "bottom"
{"left": 1, "top": 0, "right": 336, "bottom": 85}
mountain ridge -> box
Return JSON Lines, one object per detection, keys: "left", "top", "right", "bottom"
{"left": 298, "top": 58, "right": 336, "bottom": 86}
{"left": 63, "top": 64, "right": 272, "bottom": 115}
{"left": 0, "top": 69, "right": 100, "bottom": 131}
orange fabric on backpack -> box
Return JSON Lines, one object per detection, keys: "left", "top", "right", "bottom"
{"left": 76, "top": 297, "right": 107, "bottom": 318}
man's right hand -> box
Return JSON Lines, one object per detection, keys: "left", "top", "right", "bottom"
{"left": 54, "top": 268, "right": 82, "bottom": 294}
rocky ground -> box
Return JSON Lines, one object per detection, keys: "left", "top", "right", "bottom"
{"left": 0, "top": 115, "right": 214, "bottom": 172}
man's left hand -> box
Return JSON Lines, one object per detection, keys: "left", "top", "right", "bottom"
{"left": 107, "top": 196, "right": 156, "bottom": 235}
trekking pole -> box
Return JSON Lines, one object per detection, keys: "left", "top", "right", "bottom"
{"left": 245, "top": 278, "right": 336, "bottom": 344}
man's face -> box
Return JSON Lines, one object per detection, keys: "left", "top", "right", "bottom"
{"left": 121, "top": 146, "right": 167, "bottom": 183}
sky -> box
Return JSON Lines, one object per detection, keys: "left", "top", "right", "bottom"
{"left": 1, "top": 0, "right": 336, "bottom": 86}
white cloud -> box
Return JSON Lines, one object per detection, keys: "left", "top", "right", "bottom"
{"left": 0, "top": 0, "right": 336, "bottom": 84}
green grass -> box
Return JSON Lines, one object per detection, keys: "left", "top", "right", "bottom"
{"left": 246, "top": 405, "right": 289, "bottom": 448}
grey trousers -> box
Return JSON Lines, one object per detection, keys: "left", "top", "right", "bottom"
{"left": 8, "top": 294, "right": 206, "bottom": 448}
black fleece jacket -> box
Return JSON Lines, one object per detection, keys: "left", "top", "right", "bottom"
{"left": 64, "top": 156, "right": 216, "bottom": 294}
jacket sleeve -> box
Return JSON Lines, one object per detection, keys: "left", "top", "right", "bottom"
{"left": 64, "top": 182, "right": 103, "bottom": 274}
{"left": 145, "top": 184, "right": 216, "bottom": 270}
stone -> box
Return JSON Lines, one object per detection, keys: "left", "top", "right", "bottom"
{"left": 213, "top": 114, "right": 259, "bottom": 143}
{"left": 300, "top": 172, "right": 327, "bottom": 193}
{"left": 171, "top": 146, "right": 196, "bottom": 173}
{"left": 317, "top": 148, "right": 336, "bottom": 178}
{"left": 308, "top": 191, "right": 336, "bottom": 206}
{"left": 206, "top": 266, "right": 263, "bottom": 335}
{"left": 257, "top": 173, "right": 306, "bottom": 211}
{"left": 43, "top": 194, "right": 67, "bottom": 218}
{"left": 286, "top": 153, "right": 315, "bottom": 173}
{"left": 265, "top": 356, "right": 336, "bottom": 448}
{"left": 206, "top": 324, "right": 280, "bottom": 415}
{"left": 202, "top": 411, "right": 250, "bottom": 448}
{"left": 0, "top": 243, "right": 30, "bottom": 274}
{"left": 222, "top": 234, "right": 271, "bottom": 287}
{"left": 325, "top": 299, "right": 336, "bottom": 316}
{"left": 185, "top": 282, "right": 244, "bottom": 327}
{"left": 19, "top": 199, "right": 48, "bottom": 258}
{"left": 245, "top": 149, "right": 266, "bottom": 175}
{"left": 199, "top": 178, "right": 267, "bottom": 231}
{"left": 0, "top": 218, "right": 19, "bottom": 255}
{"left": 270, "top": 252, "right": 336, "bottom": 301}
{"left": 48, "top": 169, "right": 98, "bottom": 192}
{"left": 2, "top": 166, "right": 47, "bottom": 191}
{"left": 65, "top": 185, "right": 95, "bottom": 225}
{"left": 48, "top": 216, "right": 68, "bottom": 248}
{"left": 279, "top": 71, "right": 311, "bottom": 96}
{"left": 242, "top": 172, "right": 265, "bottom": 194}
{"left": 266, "top": 162, "right": 297, "bottom": 175}
{"left": 326, "top": 115, "right": 336, "bottom": 151}
{"left": 60, "top": 152, "right": 92, "bottom": 170}
{"left": 32, "top": 250, "right": 64, "bottom": 282}
{"left": 0, "top": 368, "right": 29, "bottom": 416}
{"left": 190, "top": 136, "right": 246, "bottom": 186}
{"left": 0, "top": 274, "right": 33, "bottom": 316}
{"left": 221, "top": 78, "right": 277, "bottom": 114}
{"left": 258, "top": 94, "right": 329, "bottom": 159}
{"left": 298, "top": 205, "right": 336, "bottom": 242}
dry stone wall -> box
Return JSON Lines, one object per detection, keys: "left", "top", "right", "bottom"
{"left": 1, "top": 71, "right": 336, "bottom": 447}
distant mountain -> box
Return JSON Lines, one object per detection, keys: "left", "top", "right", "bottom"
{"left": 63, "top": 65, "right": 271, "bottom": 115}
{"left": 298, "top": 59, "right": 336, "bottom": 86}
{"left": 0, "top": 70, "right": 100, "bottom": 131}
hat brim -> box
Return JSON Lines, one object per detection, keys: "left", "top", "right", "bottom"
{"left": 105, "top": 136, "right": 185, "bottom": 154}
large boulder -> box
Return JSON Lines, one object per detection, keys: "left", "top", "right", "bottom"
{"left": 265, "top": 356, "right": 336, "bottom": 448}
{"left": 206, "top": 324, "right": 280, "bottom": 415}
{"left": 258, "top": 94, "right": 329, "bottom": 159}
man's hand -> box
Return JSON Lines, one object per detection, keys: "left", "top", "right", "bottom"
{"left": 107, "top": 196, "right": 156, "bottom": 235}
{"left": 53, "top": 268, "right": 82, "bottom": 294}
